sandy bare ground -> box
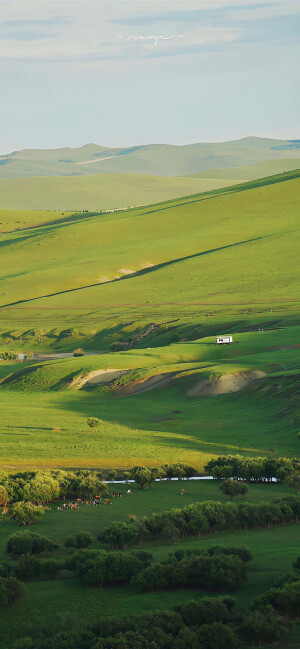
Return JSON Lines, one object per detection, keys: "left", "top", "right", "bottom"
{"left": 118, "top": 372, "right": 177, "bottom": 396}
{"left": 188, "top": 370, "right": 265, "bottom": 397}
{"left": 69, "top": 368, "right": 128, "bottom": 389}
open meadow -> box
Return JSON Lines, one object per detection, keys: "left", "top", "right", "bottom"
{"left": 0, "top": 171, "right": 299, "bottom": 470}
{"left": 0, "top": 479, "right": 299, "bottom": 649}
{"left": 0, "top": 170, "right": 299, "bottom": 649}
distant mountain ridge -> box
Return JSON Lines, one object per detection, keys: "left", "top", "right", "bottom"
{"left": 1, "top": 136, "right": 300, "bottom": 179}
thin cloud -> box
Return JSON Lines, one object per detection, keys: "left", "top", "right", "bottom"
{"left": 1, "top": 17, "right": 69, "bottom": 27}
{"left": 110, "top": 4, "right": 276, "bottom": 25}
{"left": 0, "top": 30, "right": 56, "bottom": 42}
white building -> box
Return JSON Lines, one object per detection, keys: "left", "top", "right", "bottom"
{"left": 216, "top": 335, "right": 233, "bottom": 345}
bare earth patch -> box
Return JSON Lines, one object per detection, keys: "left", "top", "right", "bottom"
{"left": 118, "top": 372, "right": 177, "bottom": 396}
{"left": 188, "top": 371, "right": 265, "bottom": 397}
{"left": 69, "top": 369, "right": 128, "bottom": 389}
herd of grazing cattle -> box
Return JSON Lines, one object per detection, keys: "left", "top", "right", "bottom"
{"left": 1, "top": 488, "right": 186, "bottom": 516}
{"left": 56, "top": 491, "right": 129, "bottom": 510}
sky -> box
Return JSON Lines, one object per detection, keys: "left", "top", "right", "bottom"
{"left": 0, "top": 0, "right": 299, "bottom": 153}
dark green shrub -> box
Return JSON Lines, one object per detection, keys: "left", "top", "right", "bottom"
{"left": 7, "top": 532, "right": 58, "bottom": 556}
{"left": 15, "top": 556, "right": 42, "bottom": 581}
{"left": 64, "top": 531, "right": 93, "bottom": 549}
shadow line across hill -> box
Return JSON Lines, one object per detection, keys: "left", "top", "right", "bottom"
{"left": 0, "top": 235, "right": 265, "bottom": 309}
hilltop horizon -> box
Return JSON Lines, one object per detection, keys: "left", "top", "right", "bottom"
{"left": 2, "top": 135, "right": 300, "bottom": 158}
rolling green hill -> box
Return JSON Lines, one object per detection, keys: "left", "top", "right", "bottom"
{"left": 0, "top": 171, "right": 299, "bottom": 318}
{"left": 1, "top": 137, "right": 300, "bottom": 179}
{"left": 0, "top": 170, "right": 299, "bottom": 471}
{"left": 187, "top": 158, "right": 300, "bottom": 181}
{"left": 0, "top": 173, "right": 243, "bottom": 212}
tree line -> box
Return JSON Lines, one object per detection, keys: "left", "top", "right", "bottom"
{"left": 67, "top": 545, "right": 250, "bottom": 592}
{"left": 6, "top": 555, "right": 300, "bottom": 649}
{"left": 0, "top": 464, "right": 198, "bottom": 525}
{"left": 205, "top": 454, "right": 300, "bottom": 483}
{"left": 99, "top": 496, "right": 300, "bottom": 548}
{"left": 2, "top": 528, "right": 300, "bottom": 648}
{"left": 0, "top": 463, "right": 197, "bottom": 506}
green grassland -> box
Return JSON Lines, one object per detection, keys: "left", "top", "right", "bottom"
{"left": 0, "top": 480, "right": 299, "bottom": 648}
{"left": 0, "top": 173, "right": 244, "bottom": 211}
{"left": 0, "top": 170, "right": 299, "bottom": 470}
{"left": 0, "top": 166, "right": 299, "bottom": 648}
{"left": 0, "top": 171, "right": 299, "bottom": 316}
{"left": 0, "top": 324, "right": 299, "bottom": 469}
{"left": 187, "top": 157, "right": 300, "bottom": 180}
{"left": 0, "top": 209, "right": 92, "bottom": 233}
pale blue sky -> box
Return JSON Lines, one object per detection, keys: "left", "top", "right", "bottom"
{"left": 0, "top": 0, "right": 299, "bottom": 153}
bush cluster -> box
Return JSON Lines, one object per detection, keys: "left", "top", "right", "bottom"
{"left": 239, "top": 557, "right": 300, "bottom": 644}
{"left": 99, "top": 496, "right": 300, "bottom": 547}
{"left": 66, "top": 549, "right": 144, "bottom": 586}
{"left": 0, "top": 469, "right": 107, "bottom": 505}
{"left": 15, "top": 596, "right": 238, "bottom": 649}
{"left": 15, "top": 556, "right": 62, "bottom": 581}
{"left": 129, "top": 463, "right": 198, "bottom": 489}
{"left": 64, "top": 531, "right": 93, "bottom": 549}
{"left": 7, "top": 532, "right": 58, "bottom": 556}
{"left": 205, "top": 455, "right": 300, "bottom": 481}
{"left": 0, "top": 576, "right": 26, "bottom": 608}
{"left": 131, "top": 547, "right": 248, "bottom": 593}
{"left": 66, "top": 545, "right": 250, "bottom": 593}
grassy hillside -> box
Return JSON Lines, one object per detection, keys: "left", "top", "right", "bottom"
{"left": 0, "top": 208, "right": 79, "bottom": 233}
{"left": 0, "top": 324, "right": 299, "bottom": 469}
{"left": 1, "top": 137, "right": 300, "bottom": 178}
{"left": 0, "top": 173, "right": 242, "bottom": 211}
{"left": 0, "top": 170, "right": 299, "bottom": 470}
{"left": 0, "top": 171, "right": 299, "bottom": 317}
{"left": 188, "top": 158, "right": 300, "bottom": 180}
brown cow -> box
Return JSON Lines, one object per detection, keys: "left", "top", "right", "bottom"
{"left": 104, "top": 499, "right": 112, "bottom": 505}
{"left": 180, "top": 489, "right": 185, "bottom": 495}
{"left": 113, "top": 491, "right": 122, "bottom": 497}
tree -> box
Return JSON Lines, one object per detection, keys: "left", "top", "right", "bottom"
{"left": 64, "top": 531, "right": 93, "bottom": 549}
{"left": 220, "top": 479, "right": 248, "bottom": 501}
{"left": 128, "top": 515, "right": 149, "bottom": 544}
{"left": 15, "top": 556, "right": 42, "bottom": 581}
{"left": 0, "top": 578, "right": 7, "bottom": 607}
{"left": 7, "top": 531, "right": 58, "bottom": 556}
{"left": 284, "top": 471, "right": 300, "bottom": 494}
{"left": 22, "top": 473, "right": 60, "bottom": 504}
{"left": 99, "top": 522, "right": 139, "bottom": 549}
{"left": 175, "top": 598, "right": 231, "bottom": 627}
{"left": 12, "top": 502, "right": 44, "bottom": 526}
{"left": 173, "top": 627, "right": 198, "bottom": 649}
{"left": 0, "top": 485, "right": 9, "bottom": 506}
{"left": 196, "top": 622, "right": 238, "bottom": 649}
{"left": 110, "top": 342, "right": 129, "bottom": 352}
{"left": 5, "top": 577, "right": 26, "bottom": 606}
{"left": 131, "top": 467, "right": 153, "bottom": 489}
{"left": 239, "top": 606, "right": 287, "bottom": 645}
{"left": 78, "top": 474, "right": 106, "bottom": 499}
{"left": 87, "top": 417, "right": 100, "bottom": 431}
{"left": 130, "top": 562, "right": 169, "bottom": 592}
{"left": 73, "top": 348, "right": 85, "bottom": 357}
{"left": 123, "top": 471, "right": 131, "bottom": 482}
{"left": 108, "top": 470, "right": 118, "bottom": 482}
